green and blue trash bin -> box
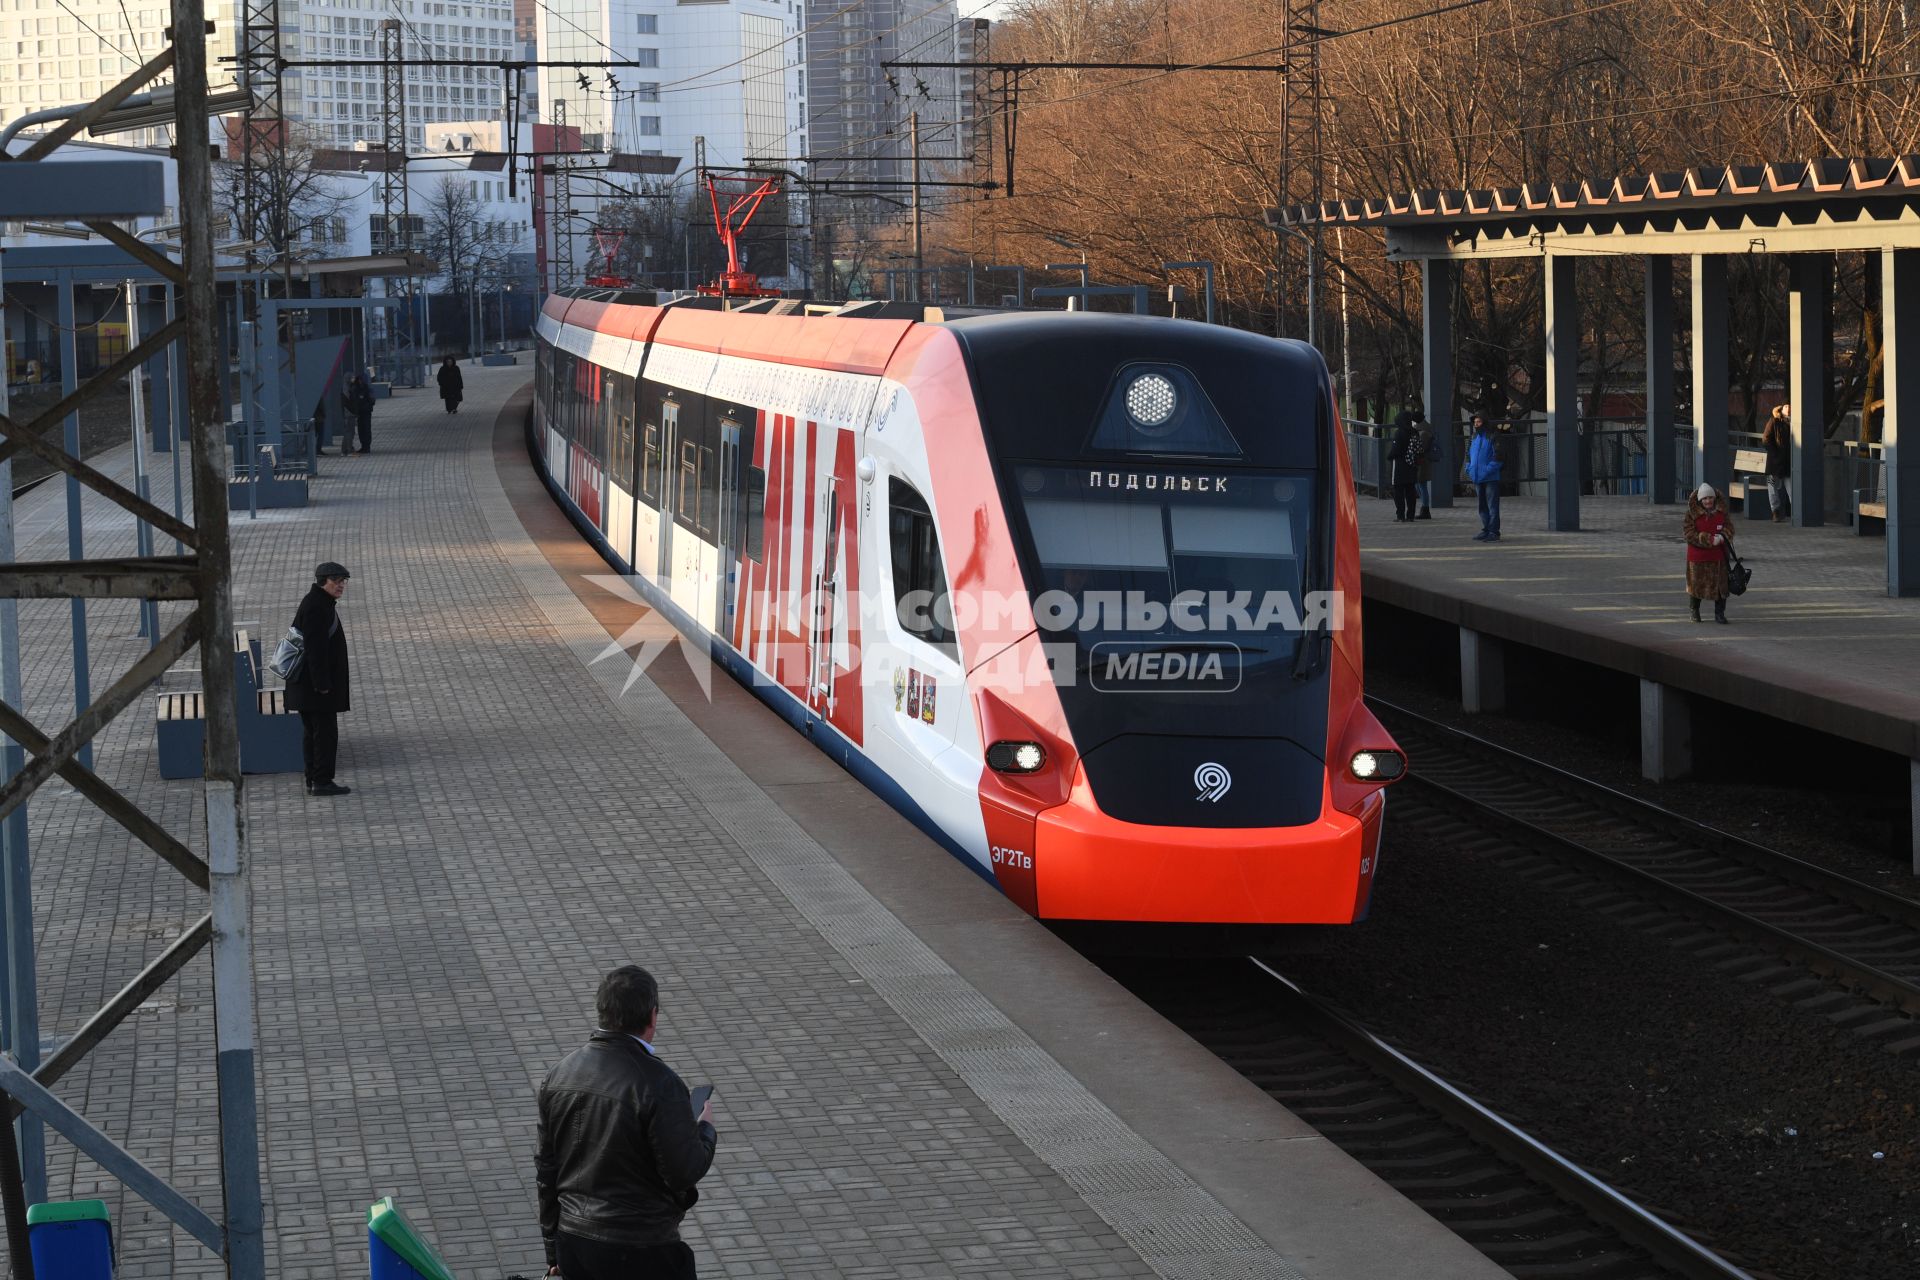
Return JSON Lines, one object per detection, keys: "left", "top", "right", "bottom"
{"left": 27, "top": 1199, "right": 113, "bottom": 1278}
{"left": 368, "top": 1197, "right": 457, "bottom": 1280}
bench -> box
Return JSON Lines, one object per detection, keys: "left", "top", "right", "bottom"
{"left": 1855, "top": 492, "right": 1887, "bottom": 535}
{"left": 155, "top": 630, "right": 305, "bottom": 779}
{"left": 226, "top": 424, "right": 313, "bottom": 508}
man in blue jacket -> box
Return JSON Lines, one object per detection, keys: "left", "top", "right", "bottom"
{"left": 1466, "top": 415, "right": 1502, "bottom": 542}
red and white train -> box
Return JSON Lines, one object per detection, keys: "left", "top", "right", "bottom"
{"left": 532, "top": 291, "right": 1403, "bottom": 932}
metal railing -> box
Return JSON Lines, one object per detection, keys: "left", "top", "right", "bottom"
{"left": 1343, "top": 418, "right": 1871, "bottom": 507}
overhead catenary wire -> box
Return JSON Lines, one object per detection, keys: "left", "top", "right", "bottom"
{"left": 53, "top": 0, "right": 140, "bottom": 65}
{"left": 952, "top": 0, "right": 1653, "bottom": 150}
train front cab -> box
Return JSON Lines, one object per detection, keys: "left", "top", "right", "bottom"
{"left": 934, "top": 314, "right": 1402, "bottom": 927}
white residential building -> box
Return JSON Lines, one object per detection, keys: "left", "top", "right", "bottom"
{"left": 534, "top": 0, "right": 801, "bottom": 176}
{"left": 0, "top": 0, "right": 241, "bottom": 146}
{"left": 280, "top": 0, "right": 517, "bottom": 150}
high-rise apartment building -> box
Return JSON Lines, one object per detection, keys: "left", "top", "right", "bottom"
{"left": 0, "top": 0, "right": 241, "bottom": 140}
{"left": 803, "top": 0, "right": 979, "bottom": 188}
{"left": 280, "top": 0, "right": 517, "bottom": 150}
{"left": 534, "top": 0, "right": 800, "bottom": 174}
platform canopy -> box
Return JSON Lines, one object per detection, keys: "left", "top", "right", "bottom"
{"left": 1270, "top": 157, "right": 1920, "bottom": 598}
{"left": 1271, "top": 157, "right": 1920, "bottom": 260}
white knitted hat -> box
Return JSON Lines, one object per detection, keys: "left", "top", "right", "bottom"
{"left": 1695, "top": 483, "right": 1717, "bottom": 500}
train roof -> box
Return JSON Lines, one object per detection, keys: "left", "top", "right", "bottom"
{"left": 541, "top": 289, "right": 1321, "bottom": 384}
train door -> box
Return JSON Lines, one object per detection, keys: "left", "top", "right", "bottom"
{"left": 715, "top": 417, "right": 743, "bottom": 637}
{"left": 807, "top": 467, "right": 842, "bottom": 716}
{"left": 863, "top": 408, "right": 981, "bottom": 869}
{"left": 607, "top": 374, "right": 636, "bottom": 570}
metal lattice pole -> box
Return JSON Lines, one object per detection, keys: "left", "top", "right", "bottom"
{"left": 380, "top": 19, "right": 414, "bottom": 380}
{"left": 1276, "top": 0, "right": 1323, "bottom": 345}
{"left": 552, "top": 99, "right": 575, "bottom": 291}
{"left": 177, "top": 10, "right": 266, "bottom": 1270}
{"left": 0, "top": 4, "right": 265, "bottom": 1273}
{"left": 237, "top": 0, "right": 284, "bottom": 253}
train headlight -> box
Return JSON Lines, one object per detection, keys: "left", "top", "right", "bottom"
{"left": 1125, "top": 372, "right": 1177, "bottom": 429}
{"left": 1350, "top": 749, "right": 1405, "bottom": 782}
{"left": 987, "top": 740, "right": 1047, "bottom": 773}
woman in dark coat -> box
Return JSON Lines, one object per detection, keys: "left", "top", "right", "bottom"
{"left": 1387, "top": 410, "right": 1427, "bottom": 522}
{"left": 345, "top": 374, "right": 375, "bottom": 455}
{"left": 437, "top": 356, "right": 464, "bottom": 415}
{"left": 285, "top": 561, "right": 353, "bottom": 795}
{"left": 1761, "top": 403, "right": 1792, "bottom": 521}
{"left": 1683, "top": 484, "right": 1735, "bottom": 624}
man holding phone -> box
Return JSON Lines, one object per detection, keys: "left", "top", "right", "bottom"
{"left": 537, "top": 966, "right": 718, "bottom": 1278}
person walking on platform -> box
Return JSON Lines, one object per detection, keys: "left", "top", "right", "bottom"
{"left": 538, "top": 965, "right": 717, "bottom": 1280}
{"left": 1467, "top": 415, "right": 1502, "bottom": 542}
{"left": 1388, "top": 410, "right": 1426, "bottom": 522}
{"left": 287, "top": 562, "right": 352, "bottom": 795}
{"left": 1413, "top": 416, "right": 1436, "bottom": 518}
{"left": 1762, "top": 404, "right": 1792, "bottom": 522}
{"left": 1685, "top": 483, "right": 1736, "bottom": 624}
{"left": 437, "top": 356, "right": 464, "bottom": 415}
{"left": 345, "top": 373, "right": 376, "bottom": 455}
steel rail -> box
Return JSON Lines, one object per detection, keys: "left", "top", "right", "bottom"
{"left": 1371, "top": 695, "right": 1920, "bottom": 928}
{"left": 1248, "top": 958, "right": 1758, "bottom": 1280}
{"left": 1374, "top": 699, "right": 1920, "bottom": 1016}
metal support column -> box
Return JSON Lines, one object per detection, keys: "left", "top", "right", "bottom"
{"left": 1545, "top": 254, "right": 1581, "bottom": 531}
{"left": 1882, "top": 247, "right": 1920, "bottom": 597}
{"left": 1691, "top": 254, "right": 1731, "bottom": 499}
{"left": 1164, "top": 261, "right": 1215, "bottom": 324}
{"left": 1421, "top": 258, "right": 1456, "bottom": 509}
{"left": 986, "top": 264, "right": 1025, "bottom": 307}
{"left": 1640, "top": 679, "right": 1693, "bottom": 782}
{"left": 126, "top": 284, "right": 160, "bottom": 645}
{"left": 1788, "top": 253, "right": 1832, "bottom": 528}
{"left": 1910, "top": 759, "right": 1919, "bottom": 876}
{"left": 0, "top": 260, "right": 46, "bottom": 1210}
{"left": 57, "top": 272, "right": 94, "bottom": 768}
{"left": 1459, "top": 628, "right": 1505, "bottom": 714}
{"left": 1645, "top": 256, "right": 1676, "bottom": 504}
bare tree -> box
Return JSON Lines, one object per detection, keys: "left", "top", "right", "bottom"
{"left": 419, "top": 173, "right": 523, "bottom": 299}
{"left": 213, "top": 123, "right": 355, "bottom": 261}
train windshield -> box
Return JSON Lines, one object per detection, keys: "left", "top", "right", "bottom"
{"left": 1011, "top": 464, "right": 1318, "bottom": 671}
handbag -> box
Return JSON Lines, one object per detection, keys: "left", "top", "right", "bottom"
{"left": 267, "top": 625, "right": 306, "bottom": 682}
{"left": 1727, "top": 551, "right": 1752, "bottom": 596}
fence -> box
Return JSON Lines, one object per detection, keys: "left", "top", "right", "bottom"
{"left": 6, "top": 331, "right": 132, "bottom": 387}
{"left": 1344, "top": 417, "right": 1885, "bottom": 515}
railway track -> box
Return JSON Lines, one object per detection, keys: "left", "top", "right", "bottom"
{"left": 1373, "top": 697, "right": 1920, "bottom": 1044}
{"left": 1112, "top": 957, "right": 1756, "bottom": 1280}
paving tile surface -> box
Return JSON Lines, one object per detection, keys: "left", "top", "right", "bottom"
{"left": 13, "top": 368, "right": 1307, "bottom": 1279}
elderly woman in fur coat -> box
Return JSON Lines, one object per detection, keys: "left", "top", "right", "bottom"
{"left": 1684, "top": 482, "right": 1735, "bottom": 623}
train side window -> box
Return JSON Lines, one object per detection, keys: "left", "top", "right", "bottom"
{"left": 612, "top": 381, "right": 634, "bottom": 490}
{"left": 640, "top": 422, "right": 659, "bottom": 502}
{"left": 888, "top": 476, "right": 956, "bottom": 658}
{"left": 745, "top": 465, "right": 766, "bottom": 562}
{"left": 697, "top": 444, "right": 716, "bottom": 538}
{"left": 678, "top": 439, "right": 697, "bottom": 524}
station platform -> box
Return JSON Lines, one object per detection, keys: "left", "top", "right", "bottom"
{"left": 16, "top": 367, "right": 1503, "bottom": 1279}
{"left": 1358, "top": 492, "right": 1920, "bottom": 859}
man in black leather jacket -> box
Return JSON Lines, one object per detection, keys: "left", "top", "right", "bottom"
{"left": 538, "top": 966, "right": 717, "bottom": 1278}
